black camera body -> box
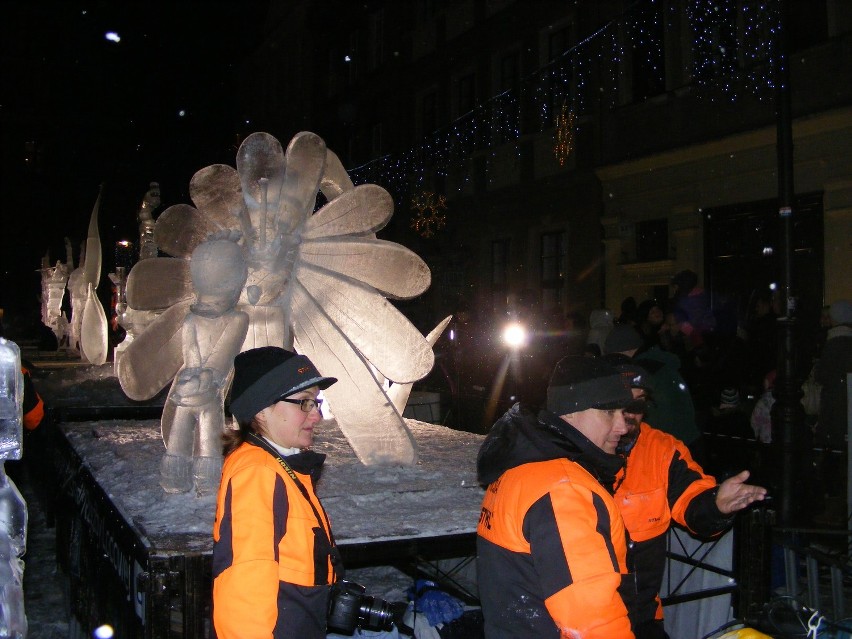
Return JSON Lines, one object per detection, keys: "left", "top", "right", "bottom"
{"left": 327, "top": 579, "right": 394, "bottom": 635}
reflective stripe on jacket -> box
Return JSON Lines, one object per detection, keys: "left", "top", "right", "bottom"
{"left": 614, "top": 423, "right": 723, "bottom": 628}
{"left": 212, "top": 441, "right": 335, "bottom": 639}
{"left": 478, "top": 457, "right": 633, "bottom": 639}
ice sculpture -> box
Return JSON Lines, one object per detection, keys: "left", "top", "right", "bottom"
{"left": 69, "top": 188, "right": 109, "bottom": 364}
{"left": 138, "top": 181, "right": 161, "bottom": 261}
{"left": 38, "top": 242, "right": 72, "bottom": 345}
{"left": 159, "top": 237, "right": 249, "bottom": 495}
{"left": 0, "top": 338, "right": 27, "bottom": 638}
{"left": 119, "top": 132, "right": 442, "bottom": 467}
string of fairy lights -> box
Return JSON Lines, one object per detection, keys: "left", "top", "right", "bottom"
{"left": 347, "top": 0, "right": 781, "bottom": 235}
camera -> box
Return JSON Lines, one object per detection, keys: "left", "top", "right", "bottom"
{"left": 327, "top": 579, "right": 394, "bottom": 635}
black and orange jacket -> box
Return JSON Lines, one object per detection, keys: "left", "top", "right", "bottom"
{"left": 21, "top": 365, "right": 44, "bottom": 430}
{"left": 614, "top": 422, "right": 731, "bottom": 630}
{"left": 476, "top": 404, "right": 634, "bottom": 639}
{"left": 212, "top": 439, "right": 337, "bottom": 639}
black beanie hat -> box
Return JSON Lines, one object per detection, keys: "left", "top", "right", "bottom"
{"left": 604, "top": 324, "right": 644, "bottom": 354}
{"left": 546, "top": 356, "right": 633, "bottom": 415}
{"left": 229, "top": 347, "right": 337, "bottom": 423}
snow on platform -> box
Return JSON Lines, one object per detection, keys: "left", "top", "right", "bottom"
{"left": 58, "top": 417, "right": 485, "bottom": 553}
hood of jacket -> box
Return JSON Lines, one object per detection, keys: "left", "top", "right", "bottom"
{"left": 477, "top": 403, "right": 625, "bottom": 491}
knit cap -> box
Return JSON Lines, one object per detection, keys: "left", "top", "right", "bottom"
{"left": 547, "top": 356, "right": 633, "bottom": 415}
{"left": 229, "top": 347, "right": 337, "bottom": 422}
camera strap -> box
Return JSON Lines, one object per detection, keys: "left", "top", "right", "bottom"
{"left": 248, "top": 433, "right": 341, "bottom": 581}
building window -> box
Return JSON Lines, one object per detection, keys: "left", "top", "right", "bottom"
{"left": 421, "top": 90, "right": 437, "bottom": 138}
{"left": 543, "top": 24, "right": 574, "bottom": 126}
{"left": 368, "top": 10, "right": 384, "bottom": 71}
{"left": 370, "top": 122, "right": 383, "bottom": 158}
{"left": 494, "top": 51, "right": 520, "bottom": 144}
{"left": 492, "top": 239, "right": 510, "bottom": 309}
{"left": 635, "top": 219, "right": 668, "bottom": 262}
{"left": 541, "top": 231, "right": 567, "bottom": 311}
{"left": 457, "top": 72, "right": 476, "bottom": 116}
{"left": 630, "top": 1, "right": 665, "bottom": 100}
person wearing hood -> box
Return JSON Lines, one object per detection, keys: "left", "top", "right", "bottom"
{"left": 212, "top": 347, "right": 339, "bottom": 639}
{"left": 814, "top": 300, "right": 852, "bottom": 450}
{"left": 476, "top": 356, "right": 635, "bottom": 638}
{"left": 604, "top": 354, "right": 767, "bottom": 639}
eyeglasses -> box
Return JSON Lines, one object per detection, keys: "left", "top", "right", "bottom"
{"left": 278, "top": 398, "right": 323, "bottom": 413}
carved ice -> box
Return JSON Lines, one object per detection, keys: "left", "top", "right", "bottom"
{"left": 38, "top": 241, "right": 72, "bottom": 345}
{"left": 77, "top": 188, "right": 109, "bottom": 365}
{"left": 119, "top": 132, "right": 445, "bottom": 467}
{"left": 158, "top": 237, "right": 249, "bottom": 495}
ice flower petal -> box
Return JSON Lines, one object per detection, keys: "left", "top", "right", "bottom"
{"left": 301, "top": 238, "right": 430, "bottom": 299}
{"left": 154, "top": 203, "right": 226, "bottom": 259}
{"left": 292, "top": 283, "right": 417, "bottom": 465}
{"left": 126, "top": 258, "right": 192, "bottom": 310}
{"left": 118, "top": 301, "right": 192, "bottom": 401}
{"left": 189, "top": 164, "right": 245, "bottom": 231}
{"left": 294, "top": 267, "right": 433, "bottom": 383}
{"left": 302, "top": 184, "right": 393, "bottom": 239}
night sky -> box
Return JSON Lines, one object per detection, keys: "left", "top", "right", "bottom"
{"left": 0, "top": 1, "right": 269, "bottom": 321}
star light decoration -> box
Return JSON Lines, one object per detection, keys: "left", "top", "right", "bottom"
{"left": 410, "top": 191, "right": 448, "bottom": 238}
{"left": 350, "top": 0, "right": 780, "bottom": 193}
{"left": 553, "top": 103, "right": 576, "bottom": 166}
{"left": 118, "top": 132, "right": 449, "bottom": 466}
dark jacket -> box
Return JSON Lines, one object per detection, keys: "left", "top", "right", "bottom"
{"left": 212, "top": 439, "right": 338, "bottom": 639}
{"left": 814, "top": 326, "right": 852, "bottom": 449}
{"left": 615, "top": 423, "right": 731, "bottom": 636}
{"left": 635, "top": 346, "right": 701, "bottom": 445}
{"left": 476, "top": 404, "right": 634, "bottom": 639}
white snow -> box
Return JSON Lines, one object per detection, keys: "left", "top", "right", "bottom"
{"left": 59, "top": 416, "right": 484, "bottom": 549}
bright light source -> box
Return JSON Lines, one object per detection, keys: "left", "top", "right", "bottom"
{"left": 448, "top": 328, "right": 455, "bottom": 341}
{"left": 105, "top": 32, "right": 121, "bottom": 43}
{"left": 94, "top": 625, "right": 115, "bottom": 639}
{"left": 762, "top": 247, "right": 773, "bottom": 256}
{"left": 344, "top": 55, "right": 352, "bottom": 62}
{"left": 502, "top": 322, "right": 528, "bottom": 349}
{"left": 117, "top": 240, "right": 131, "bottom": 247}
{"left": 178, "top": 109, "right": 186, "bottom": 117}
{"left": 769, "top": 282, "right": 778, "bottom": 291}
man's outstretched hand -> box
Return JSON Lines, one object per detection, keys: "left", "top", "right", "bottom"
{"left": 715, "top": 470, "right": 768, "bottom": 514}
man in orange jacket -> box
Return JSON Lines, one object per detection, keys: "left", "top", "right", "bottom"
{"left": 477, "top": 356, "right": 636, "bottom": 638}
{"left": 604, "top": 354, "right": 766, "bottom": 639}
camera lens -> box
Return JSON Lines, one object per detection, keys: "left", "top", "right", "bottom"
{"left": 358, "top": 595, "right": 394, "bottom": 632}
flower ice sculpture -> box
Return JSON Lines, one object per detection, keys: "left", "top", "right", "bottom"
{"left": 118, "top": 132, "right": 442, "bottom": 465}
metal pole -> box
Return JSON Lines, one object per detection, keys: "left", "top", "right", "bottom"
{"left": 772, "top": 0, "right": 806, "bottom": 527}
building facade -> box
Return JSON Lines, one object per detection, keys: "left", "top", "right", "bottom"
{"left": 244, "top": 0, "right": 852, "bottom": 339}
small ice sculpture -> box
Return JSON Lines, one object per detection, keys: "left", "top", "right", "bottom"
{"left": 0, "top": 339, "right": 23, "bottom": 462}
{"left": 159, "top": 236, "right": 249, "bottom": 495}
{"left": 71, "top": 187, "right": 109, "bottom": 364}
{"left": 138, "top": 181, "right": 161, "bottom": 261}
{"left": 38, "top": 245, "right": 71, "bottom": 345}
{"left": 0, "top": 464, "right": 27, "bottom": 639}
{"left": 0, "top": 339, "right": 27, "bottom": 636}
{"left": 119, "top": 132, "right": 443, "bottom": 466}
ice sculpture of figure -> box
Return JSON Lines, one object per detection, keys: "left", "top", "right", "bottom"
{"left": 159, "top": 236, "right": 249, "bottom": 494}
{"left": 119, "top": 132, "right": 446, "bottom": 466}
{"left": 0, "top": 338, "right": 28, "bottom": 638}
{"left": 66, "top": 242, "right": 85, "bottom": 353}
{"left": 138, "top": 181, "right": 161, "bottom": 261}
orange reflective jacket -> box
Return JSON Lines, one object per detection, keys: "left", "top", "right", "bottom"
{"left": 615, "top": 422, "right": 726, "bottom": 629}
{"left": 21, "top": 366, "right": 44, "bottom": 430}
{"left": 212, "top": 441, "right": 336, "bottom": 639}
{"left": 477, "top": 407, "right": 634, "bottom": 639}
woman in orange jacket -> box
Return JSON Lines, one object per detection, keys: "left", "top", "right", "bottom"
{"left": 212, "top": 347, "right": 339, "bottom": 639}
